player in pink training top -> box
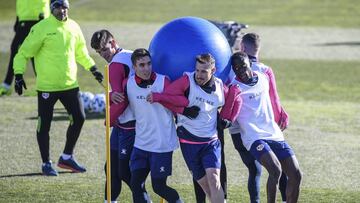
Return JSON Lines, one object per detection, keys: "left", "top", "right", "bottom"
{"left": 147, "top": 53, "right": 241, "bottom": 203}
{"left": 230, "top": 51, "right": 302, "bottom": 203}
{"left": 91, "top": 30, "right": 150, "bottom": 203}
{"left": 229, "top": 33, "right": 289, "bottom": 203}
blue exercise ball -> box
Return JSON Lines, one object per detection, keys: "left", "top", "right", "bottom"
{"left": 149, "top": 16, "right": 231, "bottom": 82}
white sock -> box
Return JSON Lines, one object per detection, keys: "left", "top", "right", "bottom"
{"left": 104, "top": 201, "right": 117, "bottom": 203}
{"left": 1, "top": 83, "right": 10, "bottom": 89}
{"left": 61, "top": 153, "right": 72, "bottom": 160}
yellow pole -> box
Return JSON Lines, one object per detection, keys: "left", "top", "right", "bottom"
{"left": 105, "top": 65, "right": 111, "bottom": 202}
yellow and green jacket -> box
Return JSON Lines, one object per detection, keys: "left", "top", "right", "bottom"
{"left": 14, "top": 15, "right": 96, "bottom": 91}
{"left": 16, "top": 0, "right": 50, "bottom": 21}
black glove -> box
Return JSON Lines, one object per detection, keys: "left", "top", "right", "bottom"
{"left": 90, "top": 66, "right": 103, "bottom": 83}
{"left": 217, "top": 118, "right": 232, "bottom": 130}
{"left": 14, "top": 74, "right": 27, "bottom": 95}
{"left": 183, "top": 106, "right": 200, "bottom": 119}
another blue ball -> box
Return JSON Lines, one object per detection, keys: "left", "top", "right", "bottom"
{"left": 149, "top": 16, "right": 231, "bottom": 82}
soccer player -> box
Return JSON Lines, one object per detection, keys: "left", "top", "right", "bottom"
{"left": 229, "top": 32, "right": 289, "bottom": 203}
{"left": 147, "top": 53, "right": 241, "bottom": 203}
{"left": 110, "top": 48, "right": 184, "bottom": 203}
{"left": 230, "top": 51, "right": 302, "bottom": 203}
{"left": 0, "top": 0, "right": 50, "bottom": 96}
{"left": 91, "top": 30, "right": 148, "bottom": 203}
{"left": 13, "top": 0, "right": 103, "bottom": 176}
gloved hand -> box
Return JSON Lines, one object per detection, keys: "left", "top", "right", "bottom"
{"left": 14, "top": 74, "right": 27, "bottom": 95}
{"left": 183, "top": 106, "right": 200, "bottom": 119}
{"left": 90, "top": 66, "right": 104, "bottom": 83}
{"left": 217, "top": 118, "right": 232, "bottom": 130}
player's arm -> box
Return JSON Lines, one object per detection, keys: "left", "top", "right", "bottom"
{"left": 151, "top": 75, "right": 190, "bottom": 107}
{"left": 109, "top": 79, "right": 129, "bottom": 127}
{"left": 265, "top": 67, "right": 289, "bottom": 130}
{"left": 74, "top": 24, "right": 96, "bottom": 70}
{"left": 109, "top": 62, "right": 127, "bottom": 104}
{"left": 147, "top": 76, "right": 189, "bottom": 114}
{"left": 219, "top": 84, "right": 242, "bottom": 123}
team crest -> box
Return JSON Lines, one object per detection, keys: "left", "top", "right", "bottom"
{"left": 256, "top": 144, "right": 264, "bottom": 151}
{"left": 42, "top": 93, "right": 50, "bottom": 99}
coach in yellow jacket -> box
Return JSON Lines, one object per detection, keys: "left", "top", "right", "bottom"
{"left": 13, "top": 0, "right": 103, "bottom": 176}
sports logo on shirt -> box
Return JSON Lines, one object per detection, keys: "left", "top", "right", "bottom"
{"left": 121, "top": 149, "right": 127, "bottom": 155}
{"left": 256, "top": 144, "right": 264, "bottom": 151}
{"left": 159, "top": 166, "right": 165, "bottom": 173}
{"left": 42, "top": 93, "right": 50, "bottom": 99}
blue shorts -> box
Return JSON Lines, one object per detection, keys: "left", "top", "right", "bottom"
{"left": 110, "top": 127, "right": 135, "bottom": 159}
{"left": 130, "top": 147, "right": 173, "bottom": 178}
{"left": 249, "top": 139, "right": 294, "bottom": 162}
{"left": 180, "top": 139, "right": 221, "bottom": 180}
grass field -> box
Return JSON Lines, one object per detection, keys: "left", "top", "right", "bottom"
{"left": 1, "top": 0, "right": 360, "bottom": 202}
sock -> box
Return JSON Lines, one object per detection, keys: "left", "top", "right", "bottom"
{"left": 61, "top": 153, "right": 72, "bottom": 160}
{"left": 104, "top": 201, "right": 117, "bottom": 203}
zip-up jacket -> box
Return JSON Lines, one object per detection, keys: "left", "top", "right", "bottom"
{"left": 14, "top": 15, "right": 96, "bottom": 91}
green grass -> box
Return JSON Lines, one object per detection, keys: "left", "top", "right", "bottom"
{"left": 0, "top": 0, "right": 359, "bottom": 27}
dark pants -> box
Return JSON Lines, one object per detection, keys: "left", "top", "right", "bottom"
{"left": 3, "top": 20, "right": 38, "bottom": 85}
{"left": 193, "top": 126, "right": 227, "bottom": 203}
{"left": 36, "top": 87, "right": 85, "bottom": 163}
{"left": 231, "top": 133, "right": 288, "bottom": 203}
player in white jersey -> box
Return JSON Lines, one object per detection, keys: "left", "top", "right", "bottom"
{"left": 147, "top": 53, "right": 241, "bottom": 203}
{"left": 110, "top": 48, "right": 183, "bottom": 203}
{"left": 230, "top": 51, "right": 302, "bottom": 203}
{"left": 91, "top": 30, "right": 152, "bottom": 203}
{"left": 229, "top": 33, "right": 289, "bottom": 203}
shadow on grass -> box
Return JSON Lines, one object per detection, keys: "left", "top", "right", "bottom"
{"left": 0, "top": 171, "right": 74, "bottom": 178}
{"left": 315, "top": 41, "right": 360, "bottom": 46}
{"left": 26, "top": 108, "right": 105, "bottom": 121}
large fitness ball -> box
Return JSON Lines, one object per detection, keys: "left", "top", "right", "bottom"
{"left": 149, "top": 16, "right": 232, "bottom": 82}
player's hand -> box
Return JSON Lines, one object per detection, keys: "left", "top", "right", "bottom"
{"left": 183, "top": 106, "right": 200, "bottom": 119}
{"left": 278, "top": 111, "right": 289, "bottom": 131}
{"left": 217, "top": 118, "right": 232, "bottom": 130}
{"left": 90, "top": 66, "right": 104, "bottom": 83}
{"left": 146, "top": 93, "right": 154, "bottom": 103}
{"left": 14, "top": 74, "right": 27, "bottom": 95}
{"left": 279, "top": 118, "right": 287, "bottom": 131}
{"left": 111, "top": 91, "right": 125, "bottom": 104}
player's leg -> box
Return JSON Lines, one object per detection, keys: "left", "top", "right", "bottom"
{"left": 2, "top": 21, "right": 34, "bottom": 86}
{"left": 202, "top": 139, "right": 224, "bottom": 203}
{"left": 150, "top": 151, "right": 182, "bottom": 203}
{"left": 279, "top": 172, "right": 288, "bottom": 202}
{"left": 37, "top": 91, "right": 58, "bottom": 175}
{"left": 204, "top": 167, "right": 224, "bottom": 203}
{"left": 274, "top": 141, "right": 302, "bottom": 203}
{"left": 104, "top": 150, "right": 121, "bottom": 202}
{"left": 130, "top": 147, "right": 151, "bottom": 203}
{"left": 58, "top": 88, "right": 86, "bottom": 172}
{"left": 231, "top": 133, "right": 261, "bottom": 203}
{"left": 118, "top": 127, "right": 135, "bottom": 187}
{"left": 104, "top": 127, "right": 121, "bottom": 202}
{"left": 250, "top": 140, "right": 282, "bottom": 203}
{"left": 217, "top": 127, "right": 227, "bottom": 201}
{"left": 193, "top": 178, "right": 206, "bottom": 203}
